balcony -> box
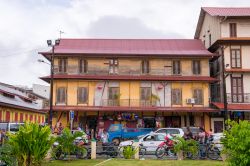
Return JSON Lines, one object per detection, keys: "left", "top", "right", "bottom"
{"left": 53, "top": 65, "right": 193, "bottom": 76}
{"left": 101, "top": 99, "right": 157, "bottom": 107}
{"left": 227, "top": 93, "right": 250, "bottom": 103}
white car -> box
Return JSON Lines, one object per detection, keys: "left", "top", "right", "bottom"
{"left": 153, "top": 128, "right": 185, "bottom": 137}
{"left": 212, "top": 133, "right": 224, "bottom": 151}
{"left": 119, "top": 133, "right": 165, "bottom": 152}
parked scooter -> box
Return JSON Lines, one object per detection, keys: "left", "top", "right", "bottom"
{"left": 155, "top": 134, "right": 176, "bottom": 159}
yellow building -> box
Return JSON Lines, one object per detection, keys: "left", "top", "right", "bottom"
{"left": 0, "top": 83, "right": 46, "bottom": 124}
{"left": 40, "top": 39, "right": 218, "bottom": 133}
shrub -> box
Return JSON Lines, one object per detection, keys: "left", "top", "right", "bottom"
{"left": 8, "top": 123, "right": 55, "bottom": 166}
{"left": 122, "top": 146, "right": 138, "bottom": 159}
{"left": 0, "top": 144, "right": 17, "bottom": 166}
{"left": 222, "top": 120, "right": 250, "bottom": 166}
{"left": 173, "top": 137, "right": 198, "bottom": 159}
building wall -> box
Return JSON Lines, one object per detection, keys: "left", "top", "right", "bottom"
{"left": 221, "top": 19, "right": 250, "bottom": 37}
{"left": 0, "top": 106, "right": 46, "bottom": 123}
{"left": 53, "top": 80, "right": 210, "bottom": 107}
{"left": 199, "top": 13, "right": 221, "bottom": 48}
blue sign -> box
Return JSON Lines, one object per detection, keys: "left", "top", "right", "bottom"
{"left": 70, "top": 111, "right": 74, "bottom": 120}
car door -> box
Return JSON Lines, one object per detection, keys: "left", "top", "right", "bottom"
{"left": 151, "top": 134, "right": 165, "bottom": 151}
{"left": 141, "top": 135, "right": 156, "bottom": 152}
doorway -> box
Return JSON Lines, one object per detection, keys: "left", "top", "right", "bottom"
{"left": 165, "top": 116, "right": 181, "bottom": 127}
{"left": 143, "top": 117, "right": 156, "bottom": 128}
{"left": 211, "top": 117, "right": 224, "bottom": 133}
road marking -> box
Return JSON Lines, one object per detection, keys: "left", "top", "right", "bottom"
{"left": 94, "top": 158, "right": 112, "bottom": 166}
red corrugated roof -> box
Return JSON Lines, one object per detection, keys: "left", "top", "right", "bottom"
{"left": 40, "top": 75, "right": 218, "bottom": 82}
{"left": 212, "top": 102, "right": 250, "bottom": 110}
{"left": 202, "top": 7, "right": 250, "bottom": 16}
{"left": 39, "top": 39, "right": 213, "bottom": 56}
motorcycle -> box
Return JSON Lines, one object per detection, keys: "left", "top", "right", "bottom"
{"left": 155, "top": 134, "right": 176, "bottom": 159}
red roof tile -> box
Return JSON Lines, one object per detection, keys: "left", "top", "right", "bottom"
{"left": 202, "top": 7, "right": 250, "bottom": 16}
{"left": 40, "top": 75, "right": 218, "bottom": 82}
{"left": 212, "top": 102, "right": 250, "bottom": 110}
{"left": 39, "top": 39, "right": 213, "bottom": 57}
{"left": 42, "top": 106, "right": 219, "bottom": 113}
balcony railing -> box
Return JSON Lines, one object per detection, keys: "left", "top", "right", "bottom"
{"left": 227, "top": 93, "right": 250, "bottom": 103}
{"left": 101, "top": 99, "right": 157, "bottom": 107}
{"left": 53, "top": 65, "right": 192, "bottom": 76}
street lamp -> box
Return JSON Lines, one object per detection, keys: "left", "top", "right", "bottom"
{"left": 40, "top": 39, "right": 60, "bottom": 127}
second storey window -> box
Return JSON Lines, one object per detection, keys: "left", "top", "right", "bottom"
{"left": 58, "top": 58, "right": 67, "bottom": 73}
{"left": 140, "top": 87, "right": 151, "bottom": 100}
{"left": 172, "top": 60, "right": 181, "bottom": 75}
{"left": 231, "top": 49, "right": 241, "bottom": 68}
{"left": 192, "top": 60, "right": 201, "bottom": 75}
{"left": 56, "top": 87, "right": 67, "bottom": 104}
{"left": 193, "top": 89, "right": 203, "bottom": 104}
{"left": 141, "top": 60, "right": 150, "bottom": 74}
{"left": 109, "top": 59, "right": 118, "bottom": 74}
{"left": 79, "top": 59, "right": 88, "bottom": 74}
{"left": 77, "top": 87, "right": 88, "bottom": 104}
{"left": 172, "top": 89, "right": 182, "bottom": 105}
{"left": 229, "top": 23, "right": 237, "bottom": 37}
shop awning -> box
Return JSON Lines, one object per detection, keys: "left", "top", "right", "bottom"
{"left": 42, "top": 106, "right": 219, "bottom": 113}
{"left": 212, "top": 102, "right": 250, "bottom": 111}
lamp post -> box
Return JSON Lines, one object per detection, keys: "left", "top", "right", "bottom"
{"left": 43, "top": 39, "right": 60, "bottom": 127}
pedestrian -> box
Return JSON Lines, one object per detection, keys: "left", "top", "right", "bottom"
{"left": 198, "top": 127, "right": 206, "bottom": 144}
{"left": 101, "top": 130, "right": 109, "bottom": 143}
{"left": 58, "top": 122, "right": 64, "bottom": 135}
{"left": 185, "top": 127, "right": 193, "bottom": 140}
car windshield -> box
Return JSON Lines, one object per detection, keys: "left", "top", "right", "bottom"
{"left": 0, "top": 123, "right": 8, "bottom": 131}
{"left": 9, "top": 124, "right": 23, "bottom": 132}
{"left": 137, "top": 135, "right": 144, "bottom": 139}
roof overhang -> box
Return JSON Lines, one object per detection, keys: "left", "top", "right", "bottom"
{"left": 0, "top": 102, "right": 46, "bottom": 114}
{"left": 42, "top": 106, "right": 219, "bottom": 113}
{"left": 212, "top": 102, "right": 250, "bottom": 111}
{"left": 40, "top": 75, "right": 218, "bottom": 83}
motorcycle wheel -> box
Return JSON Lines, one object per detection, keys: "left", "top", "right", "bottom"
{"left": 155, "top": 147, "right": 166, "bottom": 159}
{"left": 76, "top": 147, "right": 88, "bottom": 159}
{"left": 207, "top": 147, "right": 220, "bottom": 160}
{"left": 139, "top": 147, "right": 146, "bottom": 158}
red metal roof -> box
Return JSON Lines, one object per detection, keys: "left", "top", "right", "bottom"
{"left": 40, "top": 75, "right": 217, "bottom": 82}
{"left": 212, "top": 102, "right": 250, "bottom": 111}
{"left": 202, "top": 7, "right": 250, "bottom": 16}
{"left": 42, "top": 106, "right": 219, "bottom": 113}
{"left": 39, "top": 39, "right": 213, "bottom": 57}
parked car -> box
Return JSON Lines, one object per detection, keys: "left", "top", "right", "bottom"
{"left": 181, "top": 127, "right": 200, "bottom": 138}
{"left": 0, "top": 122, "right": 24, "bottom": 134}
{"left": 153, "top": 128, "right": 184, "bottom": 137}
{"left": 108, "top": 124, "right": 153, "bottom": 144}
{"left": 119, "top": 133, "right": 166, "bottom": 153}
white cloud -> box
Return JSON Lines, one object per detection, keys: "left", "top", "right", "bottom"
{"left": 0, "top": 0, "right": 249, "bottom": 86}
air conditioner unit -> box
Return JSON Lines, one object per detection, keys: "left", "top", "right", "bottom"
{"left": 186, "top": 98, "right": 195, "bottom": 104}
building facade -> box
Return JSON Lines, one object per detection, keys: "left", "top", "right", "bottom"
{"left": 195, "top": 7, "right": 250, "bottom": 130}
{"left": 40, "top": 39, "right": 219, "bottom": 134}
{"left": 0, "top": 83, "right": 46, "bottom": 123}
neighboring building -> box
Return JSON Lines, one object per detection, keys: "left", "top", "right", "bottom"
{"left": 32, "top": 84, "right": 50, "bottom": 99}
{"left": 0, "top": 83, "right": 46, "bottom": 123}
{"left": 39, "top": 39, "right": 218, "bottom": 134}
{"left": 195, "top": 7, "right": 250, "bottom": 131}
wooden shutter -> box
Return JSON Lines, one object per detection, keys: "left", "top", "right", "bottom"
{"left": 57, "top": 87, "right": 66, "bottom": 104}
{"left": 193, "top": 89, "right": 203, "bottom": 104}
{"left": 78, "top": 87, "right": 88, "bottom": 103}
{"left": 30, "top": 115, "right": 33, "bottom": 122}
{"left": 15, "top": 112, "right": 18, "bottom": 122}
{"left": 79, "top": 59, "right": 88, "bottom": 73}
{"left": 142, "top": 60, "right": 149, "bottom": 74}
{"left": 0, "top": 110, "right": 2, "bottom": 122}
{"left": 6, "top": 111, "right": 10, "bottom": 122}
{"left": 172, "top": 89, "right": 182, "bottom": 105}
{"left": 20, "top": 113, "right": 23, "bottom": 122}
{"left": 193, "top": 60, "right": 201, "bottom": 75}
{"left": 230, "top": 23, "right": 237, "bottom": 37}
{"left": 173, "top": 60, "right": 180, "bottom": 75}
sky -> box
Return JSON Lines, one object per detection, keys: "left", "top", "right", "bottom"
{"left": 0, "top": 0, "right": 249, "bottom": 87}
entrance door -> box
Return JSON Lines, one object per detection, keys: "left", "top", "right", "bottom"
{"left": 231, "top": 76, "right": 244, "bottom": 103}
{"left": 165, "top": 116, "right": 181, "bottom": 127}
{"left": 211, "top": 118, "right": 224, "bottom": 133}
{"left": 143, "top": 117, "right": 156, "bottom": 128}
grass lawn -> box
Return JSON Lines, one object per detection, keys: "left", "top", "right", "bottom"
{"left": 44, "top": 159, "right": 226, "bottom": 166}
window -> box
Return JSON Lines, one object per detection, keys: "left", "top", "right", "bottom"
{"left": 172, "top": 60, "right": 181, "bottom": 75}
{"left": 192, "top": 60, "right": 201, "bottom": 75}
{"left": 109, "top": 59, "right": 118, "bottom": 74}
{"left": 108, "top": 87, "right": 119, "bottom": 106}
{"left": 141, "top": 60, "right": 150, "bottom": 74}
{"left": 229, "top": 23, "right": 237, "bottom": 37}
{"left": 231, "top": 49, "right": 241, "bottom": 68}
{"left": 193, "top": 89, "right": 203, "bottom": 104}
{"left": 77, "top": 87, "right": 88, "bottom": 104}
{"left": 79, "top": 59, "right": 88, "bottom": 74}
{"left": 58, "top": 58, "right": 67, "bottom": 73}
{"left": 56, "top": 87, "right": 67, "bottom": 104}
{"left": 209, "top": 34, "right": 212, "bottom": 46}
{"left": 172, "top": 89, "right": 182, "bottom": 105}
{"left": 231, "top": 76, "right": 243, "bottom": 103}
{"left": 140, "top": 87, "right": 151, "bottom": 100}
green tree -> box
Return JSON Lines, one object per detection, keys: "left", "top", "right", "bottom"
{"left": 222, "top": 120, "right": 250, "bottom": 166}
{"left": 8, "top": 123, "right": 54, "bottom": 166}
